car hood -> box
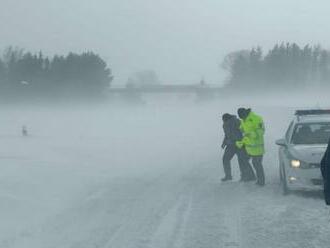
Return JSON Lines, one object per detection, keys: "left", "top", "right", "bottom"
{"left": 289, "top": 145, "right": 327, "bottom": 164}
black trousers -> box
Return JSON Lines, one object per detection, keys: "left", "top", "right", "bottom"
{"left": 324, "top": 181, "right": 330, "bottom": 205}
{"left": 250, "top": 155, "right": 265, "bottom": 185}
{"left": 222, "top": 145, "right": 255, "bottom": 180}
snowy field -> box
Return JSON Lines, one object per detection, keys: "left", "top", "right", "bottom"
{"left": 1, "top": 94, "right": 330, "bottom": 248}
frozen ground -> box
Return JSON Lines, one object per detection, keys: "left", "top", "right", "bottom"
{"left": 0, "top": 95, "right": 330, "bottom": 248}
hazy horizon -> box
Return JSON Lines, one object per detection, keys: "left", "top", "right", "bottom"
{"left": 1, "top": 0, "right": 330, "bottom": 85}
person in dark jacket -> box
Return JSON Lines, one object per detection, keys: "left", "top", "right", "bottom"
{"left": 321, "top": 140, "right": 330, "bottom": 205}
{"left": 221, "top": 113, "right": 256, "bottom": 182}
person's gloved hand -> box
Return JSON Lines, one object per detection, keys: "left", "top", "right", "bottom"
{"left": 236, "top": 141, "right": 243, "bottom": 149}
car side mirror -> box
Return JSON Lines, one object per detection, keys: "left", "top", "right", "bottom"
{"left": 275, "top": 139, "right": 287, "bottom": 147}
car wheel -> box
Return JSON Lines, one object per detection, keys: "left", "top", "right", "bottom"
{"left": 281, "top": 164, "right": 290, "bottom": 195}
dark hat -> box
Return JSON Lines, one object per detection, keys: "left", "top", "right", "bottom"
{"left": 237, "top": 108, "right": 251, "bottom": 119}
{"left": 222, "top": 113, "right": 232, "bottom": 121}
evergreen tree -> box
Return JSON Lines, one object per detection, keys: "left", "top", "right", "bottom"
{"left": 223, "top": 43, "right": 330, "bottom": 89}
{"left": 0, "top": 47, "right": 113, "bottom": 100}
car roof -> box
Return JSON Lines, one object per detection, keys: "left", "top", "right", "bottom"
{"left": 295, "top": 115, "right": 330, "bottom": 124}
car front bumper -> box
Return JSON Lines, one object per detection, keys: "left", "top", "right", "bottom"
{"left": 286, "top": 167, "right": 323, "bottom": 191}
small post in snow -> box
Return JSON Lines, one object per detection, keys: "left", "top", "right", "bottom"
{"left": 22, "top": 125, "right": 28, "bottom": 137}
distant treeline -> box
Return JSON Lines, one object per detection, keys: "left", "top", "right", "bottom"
{"left": 0, "top": 47, "right": 113, "bottom": 100}
{"left": 223, "top": 43, "right": 330, "bottom": 89}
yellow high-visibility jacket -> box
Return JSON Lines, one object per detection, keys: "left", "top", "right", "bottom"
{"left": 236, "top": 111, "right": 265, "bottom": 156}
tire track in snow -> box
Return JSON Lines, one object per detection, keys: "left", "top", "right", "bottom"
{"left": 216, "top": 182, "right": 248, "bottom": 248}
{"left": 172, "top": 193, "right": 193, "bottom": 248}
{"left": 222, "top": 205, "right": 242, "bottom": 248}
{"left": 99, "top": 165, "right": 199, "bottom": 248}
{"left": 148, "top": 191, "right": 193, "bottom": 248}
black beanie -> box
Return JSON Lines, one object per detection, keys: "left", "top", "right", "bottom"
{"left": 238, "top": 108, "right": 251, "bottom": 119}
{"left": 222, "top": 113, "right": 232, "bottom": 122}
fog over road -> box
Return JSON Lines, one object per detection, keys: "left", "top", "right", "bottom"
{"left": 0, "top": 97, "right": 329, "bottom": 248}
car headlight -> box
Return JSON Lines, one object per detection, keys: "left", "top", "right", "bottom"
{"left": 291, "top": 160, "right": 301, "bottom": 168}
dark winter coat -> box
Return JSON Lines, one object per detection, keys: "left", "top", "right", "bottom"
{"left": 222, "top": 115, "right": 243, "bottom": 146}
{"left": 321, "top": 140, "right": 330, "bottom": 205}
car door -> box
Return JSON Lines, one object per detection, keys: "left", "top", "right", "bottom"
{"left": 280, "top": 121, "right": 294, "bottom": 168}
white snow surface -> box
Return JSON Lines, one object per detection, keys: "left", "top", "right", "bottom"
{"left": 1, "top": 95, "right": 330, "bottom": 248}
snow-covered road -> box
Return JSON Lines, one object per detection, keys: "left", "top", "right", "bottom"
{"left": 1, "top": 98, "right": 330, "bottom": 248}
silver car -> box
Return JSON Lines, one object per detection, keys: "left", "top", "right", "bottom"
{"left": 276, "top": 110, "right": 330, "bottom": 194}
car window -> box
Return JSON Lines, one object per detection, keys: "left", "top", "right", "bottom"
{"left": 291, "top": 122, "right": 330, "bottom": 145}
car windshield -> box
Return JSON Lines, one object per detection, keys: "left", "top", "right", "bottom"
{"left": 292, "top": 122, "right": 330, "bottom": 145}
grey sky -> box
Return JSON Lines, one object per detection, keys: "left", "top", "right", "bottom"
{"left": 0, "top": 0, "right": 329, "bottom": 85}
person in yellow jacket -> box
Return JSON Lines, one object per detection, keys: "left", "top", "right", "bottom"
{"left": 236, "top": 108, "right": 265, "bottom": 186}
